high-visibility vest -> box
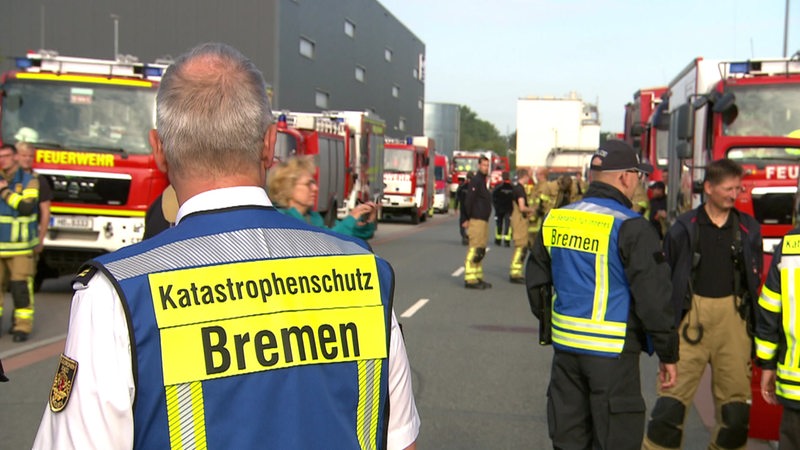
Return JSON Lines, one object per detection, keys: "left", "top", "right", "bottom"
{"left": 90, "top": 206, "right": 392, "bottom": 449}
{"left": 0, "top": 168, "right": 39, "bottom": 256}
{"left": 756, "top": 231, "right": 800, "bottom": 404}
{"left": 542, "top": 197, "right": 637, "bottom": 358}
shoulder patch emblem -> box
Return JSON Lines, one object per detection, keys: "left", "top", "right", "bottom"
{"left": 49, "top": 354, "right": 78, "bottom": 412}
{"left": 72, "top": 266, "right": 98, "bottom": 289}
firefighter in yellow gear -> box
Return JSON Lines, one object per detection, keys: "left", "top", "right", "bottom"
{"left": 631, "top": 180, "right": 649, "bottom": 216}
{"left": 0, "top": 143, "right": 40, "bottom": 342}
{"left": 509, "top": 169, "right": 535, "bottom": 283}
{"left": 527, "top": 167, "right": 552, "bottom": 248}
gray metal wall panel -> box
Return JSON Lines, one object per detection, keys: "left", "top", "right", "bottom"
{"left": 1, "top": 1, "right": 276, "bottom": 94}
{"left": 276, "top": 0, "right": 424, "bottom": 137}
{"left": 1, "top": 0, "right": 423, "bottom": 136}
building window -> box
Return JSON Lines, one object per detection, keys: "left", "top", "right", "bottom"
{"left": 315, "top": 90, "right": 329, "bottom": 109}
{"left": 385, "top": 48, "right": 393, "bottom": 62}
{"left": 355, "top": 66, "right": 365, "bottom": 83}
{"left": 299, "top": 37, "right": 315, "bottom": 59}
{"left": 418, "top": 99, "right": 423, "bottom": 110}
{"left": 392, "top": 85, "right": 399, "bottom": 98}
{"left": 344, "top": 20, "right": 355, "bottom": 38}
{"left": 412, "top": 67, "right": 418, "bottom": 79}
{"left": 398, "top": 118, "right": 406, "bottom": 131}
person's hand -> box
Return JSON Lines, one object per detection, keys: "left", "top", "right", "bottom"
{"left": 34, "top": 242, "right": 44, "bottom": 254}
{"left": 659, "top": 362, "right": 677, "bottom": 389}
{"left": 462, "top": 220, "right": 469, "bottom": 229}
{"left": 761, "top": 369, "right": 779, "bottom": 405}
{"left": 350, "top": 202, "right": 376, "bottom": 225}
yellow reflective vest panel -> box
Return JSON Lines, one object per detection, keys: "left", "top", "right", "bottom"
{"left": 756, "top": 231, "right": 800, "bottom": 405}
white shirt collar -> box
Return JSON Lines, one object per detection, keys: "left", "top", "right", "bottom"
{"left": 175, "top": 186, "right": 273, "bottom": 225}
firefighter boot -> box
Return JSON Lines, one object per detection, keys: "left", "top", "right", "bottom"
{"left": 509, "top": 247, "right": 527, "bottom": 284}
{"left": 10, "top": 280, "right": 33, "bottom": 342}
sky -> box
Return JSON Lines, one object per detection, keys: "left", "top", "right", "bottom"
{"left": 378, "top": 0, "right": 799, "bottom": 135}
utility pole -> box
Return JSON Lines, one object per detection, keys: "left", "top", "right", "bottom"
{"left": 110, "top": 14, "right": 120, "bottom": 59}
{"left": 784, "top": 0, "right": 790, "bottom": 58}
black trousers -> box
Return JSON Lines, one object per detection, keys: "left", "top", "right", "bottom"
{"left": 548, "top": 351, "right": 646, "bottom": 450}
{"left": 780, "top": 405, "right": 800, "bottom": 450}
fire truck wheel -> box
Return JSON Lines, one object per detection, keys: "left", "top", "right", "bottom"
{"left": 411, "top": 209, "right": 420, "bottom": 225}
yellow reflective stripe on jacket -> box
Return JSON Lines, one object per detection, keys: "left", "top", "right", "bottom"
{"left": 356, "top": 359, "right": 382, "bottom": 450}
{"left": 552, "top": 310, "right": 626, "bottom": 337}
{"left": 551, "top": 329, "right": 625, "bottom": 354}
{"left": 777, "top": 383, "right": 800, "bottom": 401}
{"left": 755, "top": 337, "right": 779, "bottom": 361}
{"left": 593, "top": 253, "right": 609, "bottom": 320}
{"left": 166, "top": 382, "right": 208, "bottom": 450}
{"left": 759, "top": 285, "right": 782, "bottom": 313}
{"left": 6, "top": 192, "right": 23, "bottom": 209}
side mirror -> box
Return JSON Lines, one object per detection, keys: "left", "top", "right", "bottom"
{"left": 712, "top": 92, "right": 736, "bottom": 114}
{"left": 630, "top": 122, "right": 646, "bottom": 137}
{"left": 655, "top": 111, "right": 671, "bottom": 131}
{"left": 675, "top": 103, "right": 693, "bottom": 141}
{"left": 676, "top": 141, "right": 693, "bottom": 159}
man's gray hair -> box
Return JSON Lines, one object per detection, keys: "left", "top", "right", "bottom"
{"left": 156, "top": 43, "right": 272, "bottom": 177}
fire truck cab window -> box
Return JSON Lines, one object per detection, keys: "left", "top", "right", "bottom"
{"left": 453, "top": 157, "right": 478, "bottom": 173}
{"left": 384, "top": 148, "right": 414, "bottom": 172}
{"left": 1, "top": 80, "right": 155, "bottom": 155}
{"left": 723, "top": 84, "right": 800, "bottom": 137}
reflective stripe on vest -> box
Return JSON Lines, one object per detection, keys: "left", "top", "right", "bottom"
{"left": 96, "top": 207, "right": 391, "bottom": 449}
{"left": 773, "top": 234, "right": 800, "bottom": 400}
{"left": 542, "top": 198, "right": 636, "bottom": 358}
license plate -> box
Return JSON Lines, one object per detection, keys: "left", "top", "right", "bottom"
{"left": 52, "top": 216, "right": 94, "bottom": 231}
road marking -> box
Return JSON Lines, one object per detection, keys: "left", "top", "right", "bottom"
{"left": 401, "top": 299, "right": 429, "bottom": 318}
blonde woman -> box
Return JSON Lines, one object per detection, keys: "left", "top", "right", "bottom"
{"left": 268, "top": 156, "right": 377, "bottom": 239}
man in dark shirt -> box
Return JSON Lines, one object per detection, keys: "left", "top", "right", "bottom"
{"left": 644, "top": 159, "right": 761, "bottom": 450}
{"left": 454, "top": 172, "right": 473, "bottom": 245}
{"left": 491, "top": 172, "right": 514, "bottom": 246}
{"left": 463, "top": 156, "right": 492, "bottom": 289}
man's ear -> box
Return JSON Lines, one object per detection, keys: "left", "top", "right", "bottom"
{"left": 150, "top": 129, "right": 168, "bottom": 174}
{"left": 262, "top": 123, "right": 277, "bottom": 169}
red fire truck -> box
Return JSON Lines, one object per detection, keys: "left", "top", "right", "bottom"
{"left": 624, "top": 86, "right": 668, "bottom": 182}
{"left": 273, "top": 110, "right": 386, "bottom": 225}
{"left": 665, "top": 55, "right": 800, "bottom": 440}
{"left": 381, "top": 137, "right": 434, "bottom": 224}
{"left": 325, "top": 111, "right": 386, "bottom": 217}
{"left": 491, "top": 154, "right": 510, "bottom": 188}
{"left": 433, "top": 154, "right": 449, "bottom": 213}
{"left": 450, "top": 150, "right": 496, "bottom": 194}
{"left": 0, "top": 51, "right": 170, "bottom": 281}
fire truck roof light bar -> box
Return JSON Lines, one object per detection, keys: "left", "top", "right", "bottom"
{"left": 16, "top": 51, "right": 169, "bottom": 81}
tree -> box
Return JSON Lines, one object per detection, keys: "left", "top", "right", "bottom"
{"left": 459, "top": 105, "right": 508, "bottom": 156}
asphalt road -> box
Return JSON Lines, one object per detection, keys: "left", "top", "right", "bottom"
{"left": 0, "top": 212, "right": 777, "bottom": 449}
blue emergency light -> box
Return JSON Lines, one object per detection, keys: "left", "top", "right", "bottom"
{"left": 14, "top": 57, "right": 34, "bottom": 69}
{"left": 406, "top": 137, "right": 413, "bottom": 145}
{"left": 729, "top": 62, "right": 750, "bottom": 74}
{"left": 143, "top": 65, "right": 164, "bottom": 77}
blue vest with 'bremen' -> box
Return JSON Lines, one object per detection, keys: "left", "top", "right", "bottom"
{"left": 542, "top": 197, "right": 638, "bottom": 358}
{"left": 89, "top": 206, "right": 392, "bottom": 449}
